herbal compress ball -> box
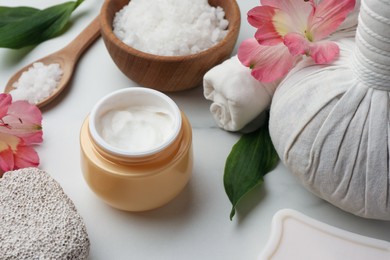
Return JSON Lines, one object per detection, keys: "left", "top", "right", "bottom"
{"left": 269, "top": 0, "right": 390, "bottom": 220}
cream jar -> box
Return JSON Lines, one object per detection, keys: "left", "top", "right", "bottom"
{"left": 80, "top": 87, "right": 193, "bottom": 211}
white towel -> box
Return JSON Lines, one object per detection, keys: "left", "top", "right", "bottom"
{"left": 203, "top": 55, "right": 278, "bottom": 132}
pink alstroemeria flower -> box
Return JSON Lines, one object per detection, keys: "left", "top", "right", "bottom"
{"left": 0, "top": 93, "right": 42, "bottom": 175}
{"left": 238, "top": 38, "right": 300, "bottom": 82}
{"left": 248, "top": 0, "right": 355, "bottom": 64}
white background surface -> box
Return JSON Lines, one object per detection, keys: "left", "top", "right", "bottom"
{"left": 1, "top": 0, "right": 390, "bottom": 259}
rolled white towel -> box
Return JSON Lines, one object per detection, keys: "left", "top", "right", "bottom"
{"left": 203, "top": 55, "right": 278, "bottom": 132}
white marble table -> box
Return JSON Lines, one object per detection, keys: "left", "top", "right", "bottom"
{"left": 1, "top": 0, "right": 390, "bottom": 259}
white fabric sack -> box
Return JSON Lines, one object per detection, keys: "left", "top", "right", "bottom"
{"left": 203, "top": 55, "right": 278, "bottom": 132}
{"left": 269, "top": 0, "right": 390, "bottom": 220}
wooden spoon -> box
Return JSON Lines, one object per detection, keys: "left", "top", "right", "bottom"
{"left": 3, "top": 15, "right": 101, "bottom": 108}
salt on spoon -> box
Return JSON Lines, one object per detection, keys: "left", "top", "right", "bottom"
{"left": 10, "top": 62, "right": 63, "bottom": 105}
{"left": 3, "top": 15, "right": 101, "bottom": 108}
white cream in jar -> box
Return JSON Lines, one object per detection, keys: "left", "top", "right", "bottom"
{"left": 100, "top": 106, "right": 175, "bottom": 153}
{"left": 89, "top": 87, "right": 182, "bottom": 158}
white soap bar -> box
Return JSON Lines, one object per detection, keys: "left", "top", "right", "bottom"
{"left": 259, "top": 209, "right": 390, "bottom": 260}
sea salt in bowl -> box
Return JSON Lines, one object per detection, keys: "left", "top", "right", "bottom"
{"left": 100, "top": 0, "right": 240, "bottom": 92}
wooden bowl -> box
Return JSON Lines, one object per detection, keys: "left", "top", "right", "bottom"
{"left": 100, "top": 0, "right": 241, "bottom": 92}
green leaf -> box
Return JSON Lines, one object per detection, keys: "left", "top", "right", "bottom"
{"left": 224, "top": 114, "right": 279, "bottom": 220}
{"left": 0, "top": 0, "right": 84, "bottom": 49}
{"left": 0, "top": 6, "right": 39, "bottom": 28}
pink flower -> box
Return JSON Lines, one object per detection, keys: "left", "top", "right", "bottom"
{"left": 238, "top": 38, "right": 300, "bottom": 82}
{"left": 0, "top": 93, "right": 42, "bottom": 175}
{"left": 248, "top": 0, "right": 355, "bottom": 64}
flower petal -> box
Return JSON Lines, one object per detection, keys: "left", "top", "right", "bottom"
{"left": 284, "top": 32, "right": 310, "bottom": 56}
{"left": 261, "top": 0, "right": 314, "bottom": 10}
{"left": 1, "top": 100, "right": 43, "bottom": 144}
{"left": 262, "top": 0, "right": 313, "bottom": 36}
{"left": 248, "top": 6, "right": 283, "bottom": 45}
{"left": 0, "top": 147, "right": 14, "bottom": 173}
{"left": 238, "top": 38, "right": 298, "bottom": 82}
{"left": 0, "top": 132, "right": 20, "bottom": 152}
{"left": 0, "top": 93, "right": 12, "bottom": 118}
{"left": 0, "top": 132, "right": 20, "bottom": 173}
{"left": 248, "top": 6, "right": 276, "bottom": 29}
{"left": 7, "top": 100, "right": 42, "bottom": 126}
{"left": 254, "top": 24, "right": 284, "bottom": 45}
{"left": 308, "top": 40, "right": 340, "bottom": 64}
{"left": 14, "top": 144, "right": 39, "bottom": 169}
{"left": 0, "top": 132, "right": 40, "bottom": 173}
{"left": 308, "top": 0, "right": 355, "bottom": 40}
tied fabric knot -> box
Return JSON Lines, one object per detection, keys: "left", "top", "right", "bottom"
{"left": 351, "top": 0, "right": 390, "bottom": 91}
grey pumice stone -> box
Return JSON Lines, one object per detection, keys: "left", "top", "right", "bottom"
{"left": 0, "top": 167, "right": 90, "bottom": 259}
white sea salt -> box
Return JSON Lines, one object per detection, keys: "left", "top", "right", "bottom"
{"left": 113, "top": 0, "right": 229, "bottom": 56}
{"left": 10, "top": 62, "right": 63, "bottom": 105}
